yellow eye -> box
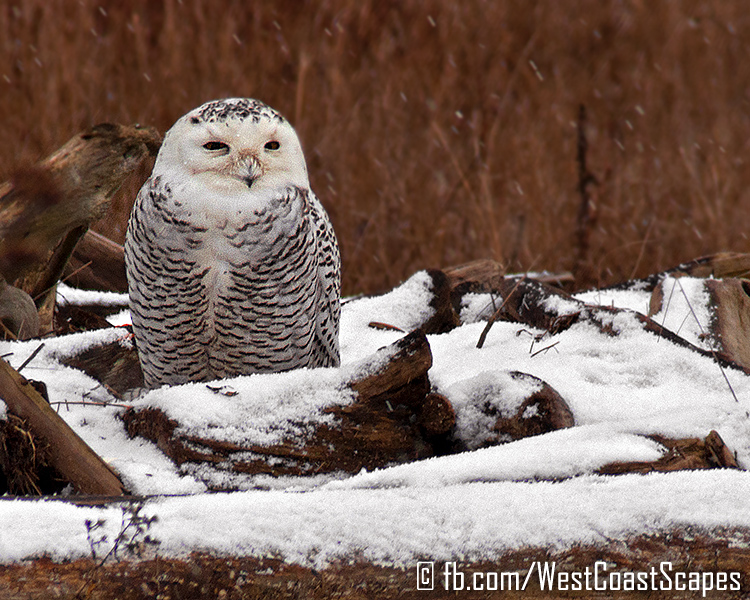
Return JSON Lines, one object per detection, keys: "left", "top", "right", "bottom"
{"left": 264, "top": 141, "right": 280, "bottom": 150}
{"left": 203, "top": 141, "right": 229, "bottom": 152}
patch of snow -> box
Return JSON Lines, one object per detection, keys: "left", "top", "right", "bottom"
{"left": 576, "top": 287, "right": 653, "bottom": 316}
{"left": 339, "top": 271, "right": 435, "bottom": 363}
{"left": 57, "top": 283, "right": 129, "bottom": 308}
{"left": 541, "top": 292, "right": 581, "bottom": 316}
{"left": 649, "top": 276, "right": 712, "bottom": 349}
{"left": 323, "top": 425, "right": 665, "bottom": 489}
{"left": 4, "top": 470, "right": 750, "bottom": 568}
{"left": 134, "top": 368, "right": 354, "bottom": 447}
{"left": 105, "top": 308, "right": 132, "bottom": 327}
{"left": 459, "top": 292, "right": 498, "bottom": 323}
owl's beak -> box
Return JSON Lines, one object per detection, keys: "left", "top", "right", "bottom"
{"left": 241, "top": 156, "right": 261, "bottom": 189}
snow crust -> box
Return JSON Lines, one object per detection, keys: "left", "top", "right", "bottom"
{"left": 1, "top": 273, "right": 749, "bottom": 566}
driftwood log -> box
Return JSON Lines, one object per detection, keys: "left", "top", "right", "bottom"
{"left": 0, "top": 356, "right": 125, "bottom": 495}
{"left": 599, "top": 430, "right": 739, "bottom": 475}
{"left": 122, "top": 330, "right": 455, "bottom": 486}
{"left": 704, "top": 278, "right": 750, "bottom": 369}
{"left": 0, "top": 123, "right": 160, "bottom": 334}
{"left": 65, "top": 230, "right": 128, "bottom": 293}
{"left": 3, "top": 531, "right": 750, "bottom": 600}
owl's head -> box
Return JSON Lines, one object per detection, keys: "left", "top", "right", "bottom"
{"left": 154, "top": 98, "right": 309, "bottom": 200}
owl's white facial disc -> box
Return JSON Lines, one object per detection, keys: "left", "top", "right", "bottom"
{"left": 154, "top": 98, "right": 310, "bottom": 213}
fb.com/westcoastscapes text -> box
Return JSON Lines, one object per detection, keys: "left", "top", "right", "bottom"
{"left": 417, "top": 561, "right": 741, "bottom": 596}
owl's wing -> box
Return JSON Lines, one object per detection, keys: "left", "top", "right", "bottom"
{"left": 308, "top": 190, "right": 341, "bottom": 367}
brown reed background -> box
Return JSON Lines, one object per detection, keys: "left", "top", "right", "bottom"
{"left": 1, "top": 1, "right": 749, "bottom": 295}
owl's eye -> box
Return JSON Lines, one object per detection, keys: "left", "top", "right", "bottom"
{"left": 264, "top": 141, "right": 280, "bottom": 150}
{"left": 203, "top": 141, "right": 230, "bottom": 152}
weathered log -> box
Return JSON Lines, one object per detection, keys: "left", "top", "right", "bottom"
{"left": 704, "top": 278, "right": 750, "bottom": 371}
{"left": 61, "top": 335, "right": 143, "bottom": 399}
{"left": 65, "top": 230, "right": 128, "bottom": 293}
{"left": 442, "top": 258, "right": 507, "bottom": 292}
{"left": 0, "top": 123, "right": 160, "bottom": 331}
{"left": 420, "top": 269, "right": 461, "bottom": 334}
{"left": 598, "top": 430, "right": 739, "bottom": 475}
{"left": 601, "top": 252, "right": 750, "bottom": 296}
{"left": 442, "top": 259, "right": 574, "bottom": 319}
{"left": 0, "top": 356, "right": 125, "bottom": 495}
{"left": 664, "top": 252, "right": 750, "bottom": 281}
{"left": 55, "top": 304, "right": 118, "bottom": 335}
{"left": 122, "top": 330, "right": 453, "bottom": 487}
{"left": 491, "top": 372, "right": 575, "bottom": 442}
{"left": 443, "top": 259, "right": 574, "bottom": 292}
{"left": 4, "top": 533, "right": 750, "bottom": 600}
{"left": 446, "top": 370, "right": 574, "bottom": 451}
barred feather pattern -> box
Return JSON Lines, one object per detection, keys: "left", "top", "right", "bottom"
{"left": 125, "top": 176, "right": 340, "bottom": 388}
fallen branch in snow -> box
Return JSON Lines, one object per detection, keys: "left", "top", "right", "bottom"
{"left": 0, "top": 356, "right": 125, "bottom": 495}
{"left": 0, "top": 123, "right": 160, "bottom": 332}
{"left": 598, "top": 430, "right": 739, "bottom": 475}
{"left": 122, "top": 330, "right": 454, "bottom": 486}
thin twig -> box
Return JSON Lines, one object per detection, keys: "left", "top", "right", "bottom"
{"left": 476, "top": 277, "right": 526, "bottom": 349}
{"left": 33, "top": 260, "right": 93, "bottom": 301}
{"left": 17, "top": 343, "right": 45, "bottom": 373}
{"left": 0, "top": 319, "right": 17, "bottom": 341}
{"left": 530, "top": 341, "right": 560, "bottom": 358}
{"left": 573, "top": 104, "right": 598, "bottom": 285}
{"left": 628, "top": 219, "right": 655, "bottom": 281}
{"left": 676, "top": 279, "right": 738, "bottom": 403}
{"left": 657, "top": 276, "right": 678, "bottom": 342}
{"left": 49, "top": 400, "right": 133, "bottom": 409}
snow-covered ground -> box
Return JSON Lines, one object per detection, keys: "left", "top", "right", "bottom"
{"left": 1, "top": 274, "right": 750, "bottom": 567}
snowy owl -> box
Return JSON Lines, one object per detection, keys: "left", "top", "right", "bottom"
{"left": 125, "top": 98, "right": 340, "bottom": 388}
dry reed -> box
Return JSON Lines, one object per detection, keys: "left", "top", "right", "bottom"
{"left": 1, "top": 1, "right": 749, "bottom": 295}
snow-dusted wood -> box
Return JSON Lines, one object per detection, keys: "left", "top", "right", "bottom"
{"left": 3, "top": 530, "right": 750, "bottom": 598}
{"left": 599, "top": 430, "right": 739, "bottom": 475}
{"left": 0, "top": 357, "right": 125, "bottom": 495}
{"left": 122, "top": 330, "right": 450, "bottom": 484}
{"left": 448, "top": 271, "right": 749, "bottom": 373}
{"left": 490, "top": 372, "right": 574, "bottom": 442}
